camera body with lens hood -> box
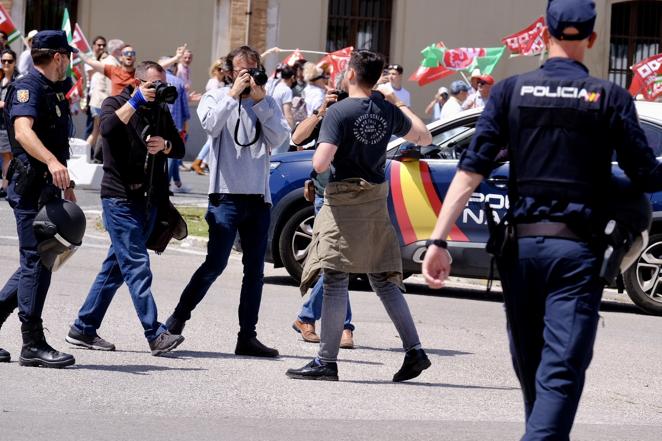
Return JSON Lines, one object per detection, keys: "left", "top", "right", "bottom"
{"left": 149, "top": 80, "right": 178, "bottom": 104}
{"left": 241, "top": 67, "right": 268, "bottom": 95}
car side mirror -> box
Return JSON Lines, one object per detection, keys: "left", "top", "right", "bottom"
{"left": 393, "top": 142, "right": 421, "bottom": 162}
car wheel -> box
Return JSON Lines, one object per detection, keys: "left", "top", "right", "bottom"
{"left": 278, "top": 205, "right": 315, "bottom": 281}
{"left": 622, "top": 233, "right": 662, "bottom": 316}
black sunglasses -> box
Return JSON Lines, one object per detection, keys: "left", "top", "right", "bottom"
{"left": 1, "top": 59, "right": 15, "bottom": 64}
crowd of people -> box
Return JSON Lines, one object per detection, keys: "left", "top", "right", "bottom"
{"left": 1, "top": 1, "right": 661, "bottom": 439}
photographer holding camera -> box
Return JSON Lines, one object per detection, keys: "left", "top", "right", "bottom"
{"left": 66, "top": 61, "right": 186, "bottom": 356}
{"left": 165, "top": 46, "right": 289, "bottom": 358}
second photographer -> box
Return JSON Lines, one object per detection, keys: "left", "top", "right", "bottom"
{"left": 66, "top": 61, "right": 186, "bottom": 356}
{"left": 165, "top": 45, "right": 289, "bottom": 357}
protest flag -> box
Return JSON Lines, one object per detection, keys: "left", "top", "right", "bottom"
{"left": 0, "top": 3, "right": 21, "bottom": 43}
{"left": 629, "top": 53, "right": 662, "bottom": 101}
{"left": 502, "top": 16, "right": 546, "bottom": 56}
{"left": 316, "top": 46, "right": 353, "bottom": 84}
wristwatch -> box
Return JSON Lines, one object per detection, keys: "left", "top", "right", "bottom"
{"left": 425, "top": 238, "right": 448, "bottom": 249}
{"left": 163, "top": 139, "right": 172, "bottom": 154}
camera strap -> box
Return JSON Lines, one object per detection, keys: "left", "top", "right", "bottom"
{"left": 234, "top": 96, "right": 262, "bottom": 147}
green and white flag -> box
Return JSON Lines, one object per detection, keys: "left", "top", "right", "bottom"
{"left": 61, "top": 8, "right": 72, "bottom": 42}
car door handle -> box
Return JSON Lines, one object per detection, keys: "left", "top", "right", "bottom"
{"left": 487, "top": 176, "right": 508, "bottom": 189}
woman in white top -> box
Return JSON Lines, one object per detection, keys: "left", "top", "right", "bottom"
{"left": 192, "top": 58, "right": 229, "bottom": 175}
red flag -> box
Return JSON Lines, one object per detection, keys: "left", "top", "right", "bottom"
{"left": 502, "top": 17, "right": 546, "bottom": 56}
{"left": 442, "top": 48, "right": 487, "bottom": 71}
{"left": 317, "top": 47, "right": 353, "bottom": 84}
{"left": 282, "top": 49, "right": 304, "bottom": 67}
{"left": 630, "top": 53, "right": 662, "bottom": 101}
{"left": 71, "top": 23, "right": 93, "bottom": 60}
{"left": 408, "top": 65, "right": 454, "bottom": 87}
{"left": 0, "top": 3, "right": 21, "bottom": 43}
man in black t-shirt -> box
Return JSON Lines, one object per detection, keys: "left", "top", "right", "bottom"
{"left": 286, "top": 50, "right": 432, "bottom": 382}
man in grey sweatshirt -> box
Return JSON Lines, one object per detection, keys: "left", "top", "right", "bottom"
{"left": 166, "top": 46, "right": 289, "bottom": 357}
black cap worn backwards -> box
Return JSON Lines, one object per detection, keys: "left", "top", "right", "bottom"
{"left": 547, "top": 0, "right": 596, "bottom": 41}
{"left": 31, "top": 30, "right": 79, "bottom": 53}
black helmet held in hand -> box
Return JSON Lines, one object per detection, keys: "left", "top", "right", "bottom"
{"left": 599, "top": 175, "right": 652, "bottom": 284}
{"left": 33, "top": 199, "right": 86, "bottom": 271}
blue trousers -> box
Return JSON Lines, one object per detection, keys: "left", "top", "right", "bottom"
{"left": 73, "top": 198, "right": 166, "bottom": 342}
{"left": 297, "top": 195, "right": 353, "bottom": 330}
{"left": 173, "top": 194, "right": 270, "bottom": 338}
{"left": 0, "top": 176, "right": 51, "bottom": 325}
{"left": 168, "top": 158, "right": 181, "bottom": 184}
{"left": 499, "top": 237, "right": 603, "bottom": 441}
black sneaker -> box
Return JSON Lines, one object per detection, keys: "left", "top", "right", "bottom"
{"left": 393, "top": 348, "right": 431, "bottom": 382}
{"left": 0, "top": 347, "right": 9, "bottom": 363}
{"left": 65, "top": 326, "right": 116, "bottom": 351}
{"left": 286, "top": 358, "right": 339, "bottom": 381}
{"left": 0, "top": 189, "right": 6, "bottom": 199}
{"left": 235, "top": 336, "right": 279, "bottom": 358}
{"left": 149, "top": 331, "right": 184, "bottom": 356}
{"left": 165, "top": 315, "right": 186, "bottom": 335}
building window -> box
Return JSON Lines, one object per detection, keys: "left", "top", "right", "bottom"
{"left": 326, "top": 0, "right": 392, "bottom": 58}
{"left": 25, "top": 0, "right": 78, "bottom": 32}
{"left": 609, "top": 1, "right": 662, "bottom": 88}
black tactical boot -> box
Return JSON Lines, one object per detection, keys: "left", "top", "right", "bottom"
{"left": 19, "top": 322, "right": 75, "bottom": 368}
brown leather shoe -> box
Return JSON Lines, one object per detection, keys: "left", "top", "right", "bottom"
{"left": 191, "top": 159, "right": 206, "bottom": 175}
{"left": 292, "top": 320, "right": 320, "bottom": 343}
{"left": 340, "top": 329, "right": 354, "bottom": 349}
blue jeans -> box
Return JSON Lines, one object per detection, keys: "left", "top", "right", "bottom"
{"left": 168, "top": 158, "right": 181, "bottom": 184}
{"left": 0, "top": 176, "right": 51, "bottom": 325}
{"left": 499, "top": 237, "right": 603, "bottom": 441}
{"left": 173, "top": 194, "right": 270, "bottom": 338}
{"left": 297, "top": 195, "right": 353, "bottom": 330}
{"left": 73, "top": 198, "right": 167, "bottom": 342}
{"left": 196, "top": 136, "right": 211, "bottom": 162}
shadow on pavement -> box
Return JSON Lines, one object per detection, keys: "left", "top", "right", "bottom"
{"left": 74, "top": 364, "right": 207, "bottom": 375}
{"left": 340, "top": 379, "right": 519, "bottom": 390}
{"left": 172, "top": 350, "right": 384, "bottom": 366}
{"left": 356, "top": 345, "right": 472, "bottom": 357}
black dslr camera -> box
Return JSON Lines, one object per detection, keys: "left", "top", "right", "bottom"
{"left": 149, "top": 80, "right": 178, "bottom": 104}
{"left": 242, "top": 67, "right": 268, "bottom": 95}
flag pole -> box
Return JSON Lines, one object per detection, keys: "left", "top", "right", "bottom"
{"left": 262, "top": 47, "right": 329, "bottom": 57}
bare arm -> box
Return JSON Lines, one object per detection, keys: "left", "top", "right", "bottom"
{"left": 425, "top": 98, "right": 437, "bottom": 116}
{"left": 291, "top": 114, "right": 321, "bottom": 146}
{"left": 312, "top": 142, "right": 338, "bottom": 173}
{"left": 422, "top": 170, "right": 483, "bottom": 288}
{"left": 159, "top": 45, "right": 186, "bottom": 69}
{"left": 376, "top": 84, "right": 431, "bottom": 145}
{"left": 81, "top": 55, "right": 105, "bottom": 74}
{"left": 282, "top": 102, "right": 294, "bottom": 129}
{"left": 14, "top": 116, "right": 70, "bottom": 190}
{"left": 400, "top": 105, "right": 432, "bottom": 145}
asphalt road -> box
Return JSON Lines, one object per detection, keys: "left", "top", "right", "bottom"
{"left": 0, "top": 171, "right": 661, "bottom": 440}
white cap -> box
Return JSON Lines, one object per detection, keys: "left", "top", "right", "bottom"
{"left": 438, "top": 86, "right": 449, "bottom": 95}
{"left": 26, "top": 30, "right": 38, "bottom": 41}
{"left": 470, "top": 68, "right": 482, "bottom": 78}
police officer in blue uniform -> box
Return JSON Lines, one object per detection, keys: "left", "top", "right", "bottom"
{"left": 422, "top": 1, "right": 662, "bottom": 439}
{"left": 0, "top": 31, "right": 78, "bottom": 367}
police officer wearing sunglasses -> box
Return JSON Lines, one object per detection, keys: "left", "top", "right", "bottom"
{"left": 422, "top": 1, "right": 662, "bottom": 439}
{"left": 0, "top": 31, "right": 79, "bottom": 368}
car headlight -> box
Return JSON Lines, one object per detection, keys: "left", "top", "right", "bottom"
{"left": 270, "top": 162, "right": 281, "bottom": 170}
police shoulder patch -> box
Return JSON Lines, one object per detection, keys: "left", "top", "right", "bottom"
{"left": 17, "top": 89, "right": 29, "bottom": 103}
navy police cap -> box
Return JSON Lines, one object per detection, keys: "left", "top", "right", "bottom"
{"left": 31, "top": 30, "right": 79, "bottom": 53}
{"left": 547, "top": 0, "right": 596, "bottom": 41}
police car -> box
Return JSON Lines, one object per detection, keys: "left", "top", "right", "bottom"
{"left": 267, "top": 101, "right": 662, "bottom": 315}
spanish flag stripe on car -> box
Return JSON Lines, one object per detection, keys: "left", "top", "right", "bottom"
{"left": 390, "top": 161, "right": 469, "bottom": 245}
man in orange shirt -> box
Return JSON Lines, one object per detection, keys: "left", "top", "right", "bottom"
{"left": 82, "top": 44, "right": 184, "bottom": 96}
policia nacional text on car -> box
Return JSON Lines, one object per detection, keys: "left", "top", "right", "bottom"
{"left": 0, "top": 31, "right": 85, "bottom": 368}
{"left": 422, "top": 1, "right": 662, "bottom": 440}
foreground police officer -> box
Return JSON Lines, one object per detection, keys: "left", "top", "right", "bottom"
{"left": 0, "top": 31, "right": 78, "bottom": 367}
{"left": 422, "top": 1, "right": 662, "bottom": 439}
